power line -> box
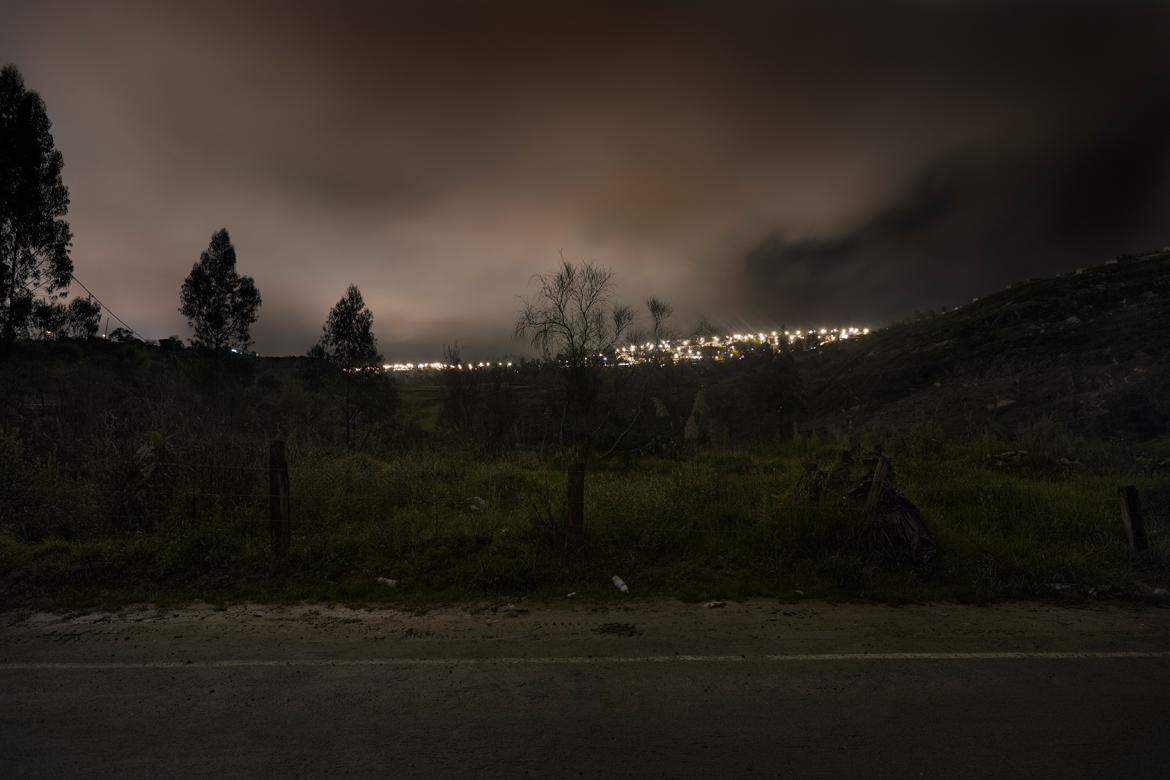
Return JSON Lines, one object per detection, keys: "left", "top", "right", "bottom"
{"left": 69, "top": 273, "right": 145, "bottom": 340}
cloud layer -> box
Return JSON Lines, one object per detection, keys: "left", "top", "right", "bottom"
{"left": 4, "top": 0, "right": 1168, "bottom": 356}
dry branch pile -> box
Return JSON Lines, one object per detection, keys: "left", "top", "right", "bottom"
{"left": 796, "top": 448, "right": 937, "bottom": 564}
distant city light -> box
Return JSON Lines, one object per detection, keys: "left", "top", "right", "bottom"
{"left": 372, "top": 326, "right": 872, "bottom": 373}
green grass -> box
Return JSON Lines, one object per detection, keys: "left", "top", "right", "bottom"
{"left": 396, "top": 382, "right": 444, "bottom": 432}
{"left": 2, "top": 444, "right": 1167, "bottom": 609}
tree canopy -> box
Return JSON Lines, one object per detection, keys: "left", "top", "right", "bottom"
{"left": 179, "top": 229, "right": 261, "bottom": 350}
{"left": 26, "top": 296, "right": 100, "bottom": 340}
{"left": 315, "top": 284, "right": 381, "bottom": 369}
{"left": 1, "top": 64, "right": 72, "bottom": 343}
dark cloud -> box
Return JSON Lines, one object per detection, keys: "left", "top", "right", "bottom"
{"left": 744, "top": 164, "right": 960, "bottom": 275}
{"left": 2, "top": 0, "right": 1168, "bottom": 356}
{"left": 1046, "top": 80, "right": 1170, "bottom": 241}
{"left": 733, "top": 76, "right": 1170, "bottom": 325}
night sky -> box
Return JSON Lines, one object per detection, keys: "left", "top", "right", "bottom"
{"left": 3, "top": 1, "right": 1168, "bottom": 358}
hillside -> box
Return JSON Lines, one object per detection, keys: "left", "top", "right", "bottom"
{"left": 796, "top": 251, "right": 1170, "bottom": 442}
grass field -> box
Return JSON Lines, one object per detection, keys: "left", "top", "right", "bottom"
{"left": 3, "top": 439, "right": 1167, "bottom": 609}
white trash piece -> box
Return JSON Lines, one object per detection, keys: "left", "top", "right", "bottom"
{"left": 376, "top": 577, "right": 398, "bottom": 587}
{"left": 612, "top": 575, "right": 629, "bottom": 593}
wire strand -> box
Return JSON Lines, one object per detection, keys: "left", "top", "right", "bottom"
{"left": 69, "top": 273, "right": 144, "bottom": 340}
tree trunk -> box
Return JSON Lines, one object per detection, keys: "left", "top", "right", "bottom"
{"left": 567, "top": 461, "right": 585, "bottom": 532}
{"left": 269, "top": 440, "right": 291, "bottom": 557}
{"left": 344, "top": 374, "right": 353, "bottom": 450}
{"left": 3, "top": 242, "right": 20, "bottom": 343}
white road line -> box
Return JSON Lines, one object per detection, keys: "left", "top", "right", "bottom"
{"left": 1, "top": 651, "right": 1168, "bottom": 670}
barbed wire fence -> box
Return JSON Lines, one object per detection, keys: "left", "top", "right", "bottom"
{"left": 23, "top": 438, "right": 472, "bottom": 555}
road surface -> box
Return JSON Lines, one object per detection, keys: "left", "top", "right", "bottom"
{"left": 2, "top": 600, "right": 1169, "bottom": 778}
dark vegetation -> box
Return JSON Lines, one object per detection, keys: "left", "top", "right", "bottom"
{"left": 799, "top": 252, "right": 1170, "bottom": 444}
{"left": 2, "top": 254, "right": 1168, "bottom": 608}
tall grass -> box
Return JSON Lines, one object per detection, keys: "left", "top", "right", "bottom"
{"left": 2, "top": 433, "right": 1166, "bottom": 606}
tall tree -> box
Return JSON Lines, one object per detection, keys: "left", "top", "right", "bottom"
{"left": 1, "top": 64, "right": 72, "bottom": 343}
{"left": 179, "top": 229, "right": 261, "bottom": 350}
{"left": 314, "top": 284, "right": 383, "bottom": 448}
{"left": 316, "top": 285, "right": 380, "bottom": 369}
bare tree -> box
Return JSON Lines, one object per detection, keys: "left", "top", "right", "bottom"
{"left": 514, "top": 257, "right": 634, "bottom": 368}
{"left": 644, "top": 296, "right": 675, "bottom": 364}
{"left": 439, "top": 342, "right": 477, "bottom": 433}
{"left": 514, "top": 257, "right": 634, "bottom": 530}
{"left": 645, "top": 297, "right": 674, "bottom": 345}
{"left": 690, "top": 316, "right": 720, "bottom": 339}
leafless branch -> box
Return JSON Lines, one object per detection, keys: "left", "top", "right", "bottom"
{"left": 514, "top": 257, "right": 633, "bottom": 366}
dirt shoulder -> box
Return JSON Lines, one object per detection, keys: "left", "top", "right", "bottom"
{"left": 3, "top": 600, "right": 1168, "bottom": 664}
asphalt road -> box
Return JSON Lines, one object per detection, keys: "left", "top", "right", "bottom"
{"left": 3, "top": 601, "right": 1169, "bottom": 778}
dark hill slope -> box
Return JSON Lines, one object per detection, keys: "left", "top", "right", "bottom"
{"left": 796, "top": 251, "right": 1170, "bottom": 441}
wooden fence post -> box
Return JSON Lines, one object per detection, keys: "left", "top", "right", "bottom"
{"left": 567, "top": 462, "right": 585, "bottom": 533}
{"left": 270, "top": 440, "right": 291, "bottom": 557}
{"left": 865, "top": 455, "right": 890, "bottom": 513}
{"left": 1119, "top": 485, "right": 1148, "bottom": 553}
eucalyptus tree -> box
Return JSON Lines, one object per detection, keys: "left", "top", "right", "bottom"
{"left": 314, "top": 284, "right": 383, "bottom": 449}
{"left": 179, "top": 229, "right": 261, "bottom": 350}
{"left": 316, "top": 285, "right": 380, "bottom": 370}
{"left": 1, "top": 64, "right": 72, "bottom": 344}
